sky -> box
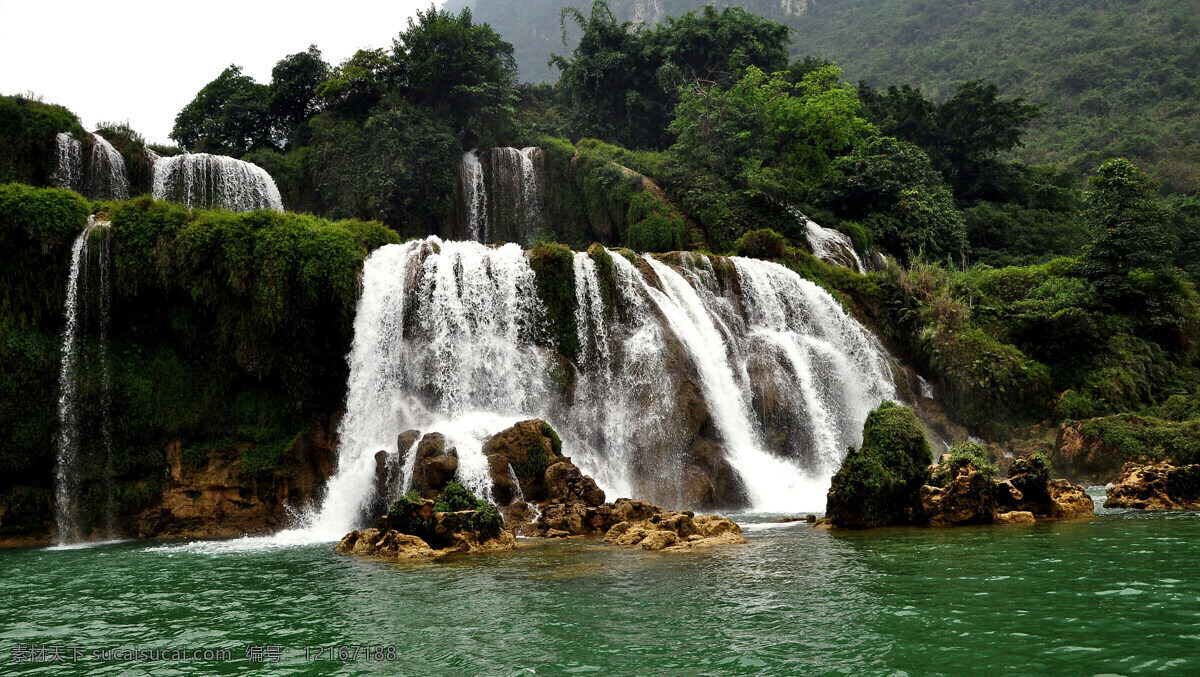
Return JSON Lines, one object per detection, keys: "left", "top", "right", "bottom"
{"left": 0, "top": 0, "right": 435, "bottom": 144}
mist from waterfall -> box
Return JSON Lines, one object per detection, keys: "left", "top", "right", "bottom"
{"left": 288, "top": 238, "right": 898, "bottom": 542}
{"left": 54, "top": 217, "right": 115, "bottom": 545}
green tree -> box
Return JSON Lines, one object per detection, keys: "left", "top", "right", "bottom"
{"left": 269, "top": 45, "right": 329, "bottom": 145}
{"left": 1080, "top": 158, "right": 1178, "bottom": 313}
{"left": 670, "top": 64, "right": 874, "bottom": 195}
{"left": 394, "top": 5, "right": 518, "bottom": 146}
{"left": 316, "top": 48, "right": 397, "bottom": 119}
{"left": 821, "top": 136, "right": 966, "bottom": 263}
{"left": 553, "top": 1, "right": 790, "bottom": 150}
{"left": 171, "top": 65, "right": 274, "bottom": 155}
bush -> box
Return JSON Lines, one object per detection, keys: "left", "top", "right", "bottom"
{"left": 734, "top": 228, "right": 789, "bottom": 259}
{"left": 826, "top": 401, "right": 933, "bottom": 528}
{"left": 1008, "top": 452, "right": 1052, "bottom": 502}
{"left": 0, "top": 94, "right": 84, "bottom": 186}
{"left": 929, "top": 441, "right": 997, "bottom": 487}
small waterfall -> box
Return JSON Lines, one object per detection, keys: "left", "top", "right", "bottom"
{"left": 151, "top": 153, "right": 283, "bottom": 212}
{"left": 458, "top": 147, "right": 543, "bottom": 245}
{"left": 85, "top": 133, "right": 130, "bottom": 201}
{"left": 460, "top": 151, "right": 487, "bottom": 242}
{"left": 789, "top": 207, "right": 865, "bottom": 272}
{"left": 51, "top": 132, "right": 83, "bottom": 192}
{"left": 291, "top": 239, "right": 900, "bottom": 541}
{"left": 54, "top": 216, "right": 115, "bottom": 544}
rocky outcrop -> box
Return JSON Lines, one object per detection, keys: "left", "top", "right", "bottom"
{"left": 337, "top": 487, "right": 515, "bottom": 561}
{"left": 604, "top": 511, "right": 746, "bottom": 551}
{"left": 336, "top": 521, "right": 516, "bottom": 560}
{"left": 411, "top": 433, "right": 459, "bottom": 498}
{"left": 483, "top": 419, "right": 563, "bottom": 504}
{"left": 1052, "top": 421, "right": 1133, "bottom": 485}
{"left": 916, "top": 458, "right": 1093, "bottom": 527}
{"left": 134, "top": 416, "right": 337, "bottom": 540}
{"left": 1104, "top": 461, "right": 1200, "bottom": 510}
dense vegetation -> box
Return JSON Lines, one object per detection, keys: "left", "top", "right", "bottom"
{"left": 455, "top": 0, "right": 1200, "bottom": 195}
{"left": 0, "top": 186, "right": 396, "bottom": 534}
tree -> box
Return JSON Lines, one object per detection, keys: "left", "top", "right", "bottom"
{"left": 394, "top": 5, "right": 518, "bottom": 146}
{"left": 171, "top": 66, "right": 274, "bottom": 155}
{"left": 269, "top": 45, "right": 329, "bottom": 145}
{"left": 858, "top": 80, "right": 1040, "bottom": 201}
{"left": 821, "top": 136, "right": 966, "bottom": 263}
{"left": 670, "top": 64, "right": 874, "bottom": 195}
{"left": 1080, "top": 158, "right": 1177, "bottom": 313}
{"left": 553, "top": 1, "right": 790, "bottom": 150}
{"left": 316, "top": 49, "right": 396, "bottom": 119}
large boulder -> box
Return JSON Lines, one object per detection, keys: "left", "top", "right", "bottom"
{"left": 483, "top": 419, "right": 563, "bottom": 504}
{"left": 1052, "top": 420, "right": 1135, "bottom": 485}
{"left": 1105, "top": 461, "right": 1200, "bottom": 510}
{"left": 411, "top": 433, "right": 459, "bottom": 498}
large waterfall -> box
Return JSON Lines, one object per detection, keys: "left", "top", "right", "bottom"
{"left": 458, "top": 147, "right": 543, "bottom": 245}
{"left": 298, "top": 238, "right": 898, "bottom": 540}
{"left": 151, "top": 153, "right": 283, "bottom": 212}
{"left": 54, "top": 216, "right": 115, "bottom": 545}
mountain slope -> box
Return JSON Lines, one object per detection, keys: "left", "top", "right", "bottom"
{"left": 449, "top": 0, "right": 1200, "bottom": 192}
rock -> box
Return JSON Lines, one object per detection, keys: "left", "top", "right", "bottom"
{"left": 545, "top": 529, "right": 571, "bottom": 538}
{"left": 603, "top": 511, "right": 746, "bottom": 552}
{"left": 919, "top": 463, "right": 998, "bottom": 527}
{"left": 397, "top": 429, "right": 420, "bottom": 455}
{"left": 482, "top": 419, "right": 563, "bottom": 503}
{"left": 994, "top": 511, "right": 1036, "bottom": 524}
{"left": 1104, "top": 461, "right": 1200, "bottom": 510}
{"left": 544, "top": 461, "right": 606, "bottom": 506}
{"left": 1044, "top": 479, "right": 1094, "bottom": 518}
{"left": 411, "top": 433, "right": 459, "bottom": 498}
{"left": 1052, "top": 420, "right": 1138, "bottom": 485}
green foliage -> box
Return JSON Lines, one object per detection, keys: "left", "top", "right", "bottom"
{"left": 0, "top": 94, "right": 83, "bottom": 186}
{"left": 269, "top": 45, "right": 329, "bottom": 144}
{"left": 734, "top": 228, "right": 788, "bottom": 260}
{"left": 528, "top": 242, "right": 579, "bottom": 362}
{"left": 0, "top": 184, "right": 90, "bottom": 328}
{"left": 586, "top": 243, "right": 615, "bottom": 318}
{"left": 390, "top": 482, "right": 503, "bottom": 542}
{"left": 929, "top": 441, "right": 997, "bottom": 487}
{"left": 307, "top": 104, "right": 459, "bottom": 234}
{"left": 821, "top": 136, "right": 965, "bottom": 264}
{"left": 1079, "top": 415, "right": 1200, "bottom": 467}
{"left": 625, "top": 191, "right": 685, "bottom": 252}
{"left": 552, "top": 1, "right": 790, "bottom": 150}
{"left": 826, "top": 401, "right": 933, "bottom": 528}
{"left": 541, "top": 421, "right": 563, "bottom": 456}
{"left": 171, "top": 65, "right": 274, "bottom": 155}
{"left": 433, "top": 481, "right": 480, "bottom": 513}
{"left": 394, "top": 6, "right": 519, "bottom": 147}
{"left": 1009, "top": 452, "right": 1052, "bottom": 501}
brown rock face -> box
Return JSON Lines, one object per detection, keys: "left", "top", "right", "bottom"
{"left": 412, "top": 433, "right": 459, "bottom": 498}
{"left": 1105, "top": 461, "right": 1200, "bottom": 510}
{"left": 603, "top": 511, "right": 746, "bottom": 552}
{"left": 482, "top": 419, "right": 562, "bottom": 504}
{"left": 919, "top": 464, "right": 999, "bottom": 527}
{"left": 544, "top": 461, "right": 605, "bottom": 506}
{"left": 1053, "top": 421, "right": 1135, "bottom": 485}
{"left": 134, "top": 416, "right": 337, "bottom": 540}
{"left": 913, "top": 457, "right": 1092, "bottom": 528}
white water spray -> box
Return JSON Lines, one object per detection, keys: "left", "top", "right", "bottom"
{"left": 151, "top": 153, "right": 283, "bottom": 212}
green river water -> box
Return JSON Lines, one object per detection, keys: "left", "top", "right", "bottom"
{"left": 2, "top": 491, "right": 1198, "bottom": 675}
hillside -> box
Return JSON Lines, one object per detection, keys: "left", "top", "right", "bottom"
{"left": 448, "top": 0, "right": 1200, "bottom": 193}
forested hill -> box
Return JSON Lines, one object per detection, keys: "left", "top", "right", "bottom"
{"left": 446, "top": 0, "right": 1200, "bottom": 194}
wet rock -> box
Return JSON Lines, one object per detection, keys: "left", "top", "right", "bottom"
{"left": 412, "top": 433, "right": 459, "bottom": 498}
{"left": 994, "top": 511, "right": 1036, "bottom": 525}
{"left": 603, "top": 511, "right": 746, "bottom": 552}
{"left": 1104, "top": 461, "right": 1200, "bottom": 510}
{"left": 544, "top": 461, "right": 605, "bottom": 506}
{"left": 482, "top": 419, "right": 563, "bottom": 504}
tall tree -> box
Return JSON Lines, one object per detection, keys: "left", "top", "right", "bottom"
{"left": 171, "top": 66, "right": 273, "bottom": 155}
{"left": 269, "top": 45, "right": 329, "bottom": 145}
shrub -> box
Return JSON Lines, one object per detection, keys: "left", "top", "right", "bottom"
{"left": 929, "top": 441, "right": 997, "bottom": 487}
{"left": 1008, "top": 452, "right": 1052, "bottom": 502}
{"left": 734, "top": 228, "right": 789, "bottom": 259}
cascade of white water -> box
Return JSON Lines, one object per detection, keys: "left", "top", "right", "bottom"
{"left": 518, "top": 146, "right": 541, "bottom": 223}
{"left": 789, "top": 207, "right": 865, "bottom": 273}
{"left": 151, "top": 153, "right": 283, "bottom": 212}
{"left": 54, "top": 216, "right": 114, "bottom": 544}
{"left": 86, "top": 133, "right": 129, "bottom": 201}
{"left": 51, "top": 132, "right": 83, "bottom": 192}
{"left": 284, "top": 239, "right": 902, "bottom": 544}
{"left": 461, "top": 150, "right": 487, "bottom": 242}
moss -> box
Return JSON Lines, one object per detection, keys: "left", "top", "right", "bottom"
{"left": 624, "top": 191, "right": 686, "bottom": 252}
{"left": 1079, "top": 415, "right": 1200, "bottom": 466}
{"left": 541, "top": 421, "right": 563, "bottom": 456}
{"left": 826, "top": 401, "right": 933, "bottom": 528}
{"left": 930, "top": 441, "right": 997, "bottom": 487}
{"left": 1009, "top": 452, "right": 1052, "bottom": 503}
{"left": 586, "top": 243, "right": 615, "bottom": 319}
{"left": 513, "top": 441, "right": 550, "bottom": 480}
{"left": 527, "top": 241, "right": 579, "bottom": 362}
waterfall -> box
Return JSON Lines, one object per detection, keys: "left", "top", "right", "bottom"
{"left": 459, "top": 147, "right": 543, "bottom": 245}
{"left": 54, "top": 216, "right": 115, "bottom": 544}
{"left": 789, "top": 207, "right": 865, "bottom": 273}
{"left": 460, "top": 150, "right": 487, "bottom": 242}
{"left": 151, "top": 153, "right": 283, "bottom": 212}
{"left": 51, "top": 132, "right": 83, "bottom": 192}
{"left": 85, "top": 133, "right": 130, "bottom": 201}
{"left": 292, "top": 239, "right": 899, "bottom": 541}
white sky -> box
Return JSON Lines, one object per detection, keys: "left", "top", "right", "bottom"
{"left": 0, "top": 0, "right": 434, "bottom": 144}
